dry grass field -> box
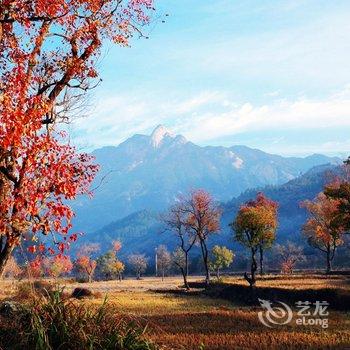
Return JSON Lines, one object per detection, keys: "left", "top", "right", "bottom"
{"left": 1, "top": 275, "right": 350, "bottom": 349}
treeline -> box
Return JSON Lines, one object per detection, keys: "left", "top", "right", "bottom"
{"left": 3, "top": 159, "right": 349, "bottom": 288}
{"left": 3, "top": 241, "right": 147, "bottom": 282}
{"left": 160, "top": 157, "right": 350, "bottom": 289}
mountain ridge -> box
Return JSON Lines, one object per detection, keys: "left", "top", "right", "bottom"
{"left": 79, "top": 163, "right": 339, "bottom": 257}
{"left": 72, "top": 125, "right": 341, "bottom": 232}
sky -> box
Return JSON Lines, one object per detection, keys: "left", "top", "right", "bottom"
{"left": 70, "top": 0, "right": 350, "bottom": 157}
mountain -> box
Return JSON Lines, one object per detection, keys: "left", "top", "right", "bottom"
{"left": 80, "top": 163, "right": 338, "bottom": 257}
{"left": 79, "top": 210, "right": 164, "bottom": 258}
{"left": 221, "top": 163, "right": 339, "bottom": 245}
{"left": 72, "top": 125, "right": 341, "bottom": 232}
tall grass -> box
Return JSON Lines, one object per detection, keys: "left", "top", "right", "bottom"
{"left": 0, "top": 285, "right": 155, "bottom": 350}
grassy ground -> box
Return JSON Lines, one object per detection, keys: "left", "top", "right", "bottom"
{"left": 1, "top": 275, "right": 350, "bottom": 349}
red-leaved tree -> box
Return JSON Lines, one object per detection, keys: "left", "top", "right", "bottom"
{"left": 0, "top": 0, "right": 154, "bottom": 276}
{"left": 182, "top": 190, "right": 221, "bottom": 286}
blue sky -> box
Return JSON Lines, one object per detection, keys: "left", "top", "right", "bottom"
{"left": 71, "top": 0, "right": 350, "bottom": 157}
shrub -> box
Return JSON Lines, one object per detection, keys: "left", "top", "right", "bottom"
{"left": 71, "top": 287, "right": 93, "bottom": 299}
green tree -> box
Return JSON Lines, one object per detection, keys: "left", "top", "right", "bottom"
{"left": 209, "top": 245, "right": 234, "bottom": 280}
{"left": 231, "top": 193, "right": 278, "bottom": 288}
{"left": 96, "top": 247, "right": 124, "bottom": 281}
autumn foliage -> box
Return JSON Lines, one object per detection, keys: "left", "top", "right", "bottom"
{"left": 75, "top": 243, "right": 100, "bottom": 282}
{"left": 96, "top": 241, "right": 124, "bottom": 280}
{"left": 232, "top": 192, "right": 278, "bottom": 287}
{"left": 301, "top": 192, "right": 344, "bottom": 273}
{"left": 0, "top": 0, "right": 154, "bottom": 276}
{"left": 182, "top": 190, "right": 221, "bottom": 285}
{"left": 28, "top": 254, "right": 73, "bottom": 277}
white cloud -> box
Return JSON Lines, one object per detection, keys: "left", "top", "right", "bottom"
{"left": 179, "top": 89, "right": 350, "bottom": 142}
{"left": 70, "top": 86, "right": 350, "bottom": 156}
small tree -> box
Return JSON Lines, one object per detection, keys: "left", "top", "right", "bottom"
{"left": 156, "top": 245, "right": 172, "bottom": 281}
{"left": 274, "top": 242, "right": 305, "bottom": 274}
{"left": 255, "top": 194, "right": 278, "bottom": 275}
{"left": 128, "top": 254, "right": 148, "bottom": 280}
{"left": 301, "top": 192, "right": 344, "bottom": 273}
{"left": 182, "top": 190, "right": 221, "bottom": 286}
{"left": 172, "top": 247, "right": 189, "bottom": 287}
{"left": 112, "top": 241, "right": 122, "bottom": 254}
{"left": 114, "top": 260, "right": 125, "bottom": 281}
{"left": 43, "top": 255, "right": 73, "bottom": 278}
{"left": 96, "top": 251, "right": 122, "bottom": 280}
{"left": 163, "top": 204, "right": 197, "bottom": 289}
{"left": 231, "top": 193, "right": 278, "bottom": 288}
{"left": 96, "top": 241, "right": 124, "bottom": 280}
{"left": 75, "top": 243, "right": 100, "bottom": 282}
{"left": 75, "top": 256, "right": 97, "bottom": 283}
{"left": 209, "top": 245, "right": 234, "bottom": 280}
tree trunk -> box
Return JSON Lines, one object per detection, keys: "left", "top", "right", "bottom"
{"left": 162, "top": 269, "right": 164, "bottom": 281}
{"left": 179, "top": 266, "right": 189, "bottom": 290}
{"left": 182, "top": 251, "right": 190, "bottom": 290}
{"left": 0, "top": 241, "right": 14, "bottom": 279}
{"left": 216, "top": 268, "right": 220, "bottom": 280}
{"left": 185, "top": 252, "right": 189, "bottom": 278}
{"left": 200, "top": 241, "right": 210, "bottom": 286}
{"left": 259, "top": 245, "right": 264, "bottom": 276}
{"left": 251, "top": 248, "right": 257, "bottom": 286}
{"left": 326, "top": 247, "right": 332, "bottom": 274}
{"left": 244, "top": 247, "right": 257, "bottom": 288}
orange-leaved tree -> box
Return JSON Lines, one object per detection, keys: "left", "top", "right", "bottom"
{"left": 301, "top": 192, "right": 344, "bottom": 273}
{"left": 254, "top": 193, "right": 278, "bottom": 275}
{"left": 231, "top": 193, "right": 278, "bottom": 287}
{"left": 324, "top": 158, "right": 350, "bottom": 233}
{"left": 0, "top": 0, "right": 154, "bottom": 276}
{"left": 75, "top": 243, "right": 100, "bottom": 282}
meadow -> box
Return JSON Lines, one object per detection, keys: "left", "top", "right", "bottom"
{"left": 1, "top": 275, "right": 349, "bottom": 349}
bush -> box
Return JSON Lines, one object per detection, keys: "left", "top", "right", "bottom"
{"left": 0, "top": 287, "right": 155, "bottom": 350}
{"left": 15, "top": 280, "right": 70, "bottom": 302}
{"left": 71, "top": 287, "right": 93, "bottom": 299}
{"left": 15, "top": 280, "right": 53, "bottom": 301}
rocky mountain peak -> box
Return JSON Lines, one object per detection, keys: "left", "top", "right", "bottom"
{"left": 150, "top": 125, "right": 173, "bottom": 147}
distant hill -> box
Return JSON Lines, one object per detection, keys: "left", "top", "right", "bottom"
{"left": 221, "top": 163, "right": 338, "bottom": 245}
{"left": 80, "top": 210, "right": 163, "bottom": 258}
{"left": 80, "top": 164, "right": 338, "bottom": 257}
{"left": 72, "top": 125, "right": 341, "bottom": 232}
